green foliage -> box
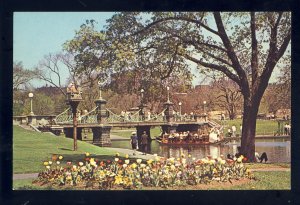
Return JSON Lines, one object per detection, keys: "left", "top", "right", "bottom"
{"left": 22, "top": 93, "right": 55, "bottom": 115}
{"left": 13, "top": 125, "right": 117, "bottom": 173}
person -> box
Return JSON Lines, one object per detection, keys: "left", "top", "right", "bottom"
{"left": 239, "top": 124, "right": 242, "bottom": 135}
{"left": 147, "top": 111, "right": 151, "bottom": 120}
{"left": 221, "top": 113, "right": 225, "bottom": 120}
{"left": 140, "top": 131, "right": 149, "bottom": 155}
{"left": 235, "top": 146, "right": 242, "bottom": 158}
{"left": 255, "top": 152, "right": 268, "bottom": 163}
{"left": 255, "top": 152, "right": 260, "bottom": 161}
{"left": 227, "top": 128, "right": 232, "bottom": 137}
{"left": 256, "top": 152, "right": 268, "bottom": 163}
{"left": 130, "top": 131, "right": 138, "bottom": 155}
{"left": 227, "top": 154, "right": 234, "bottom": 160}
{"left": 284, "top": 123, "right": 288, "bottom": 135}
{"left": 287, "top": 123, "right": 291, "bottom": 135}
{"left": 231, "top": 125, "right": 237, "bottom": 137}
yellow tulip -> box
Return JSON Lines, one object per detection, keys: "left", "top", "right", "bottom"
{"left": 147, "top": 159, "right": 153, "bottom": 164}
{"left": 131, "top": 163, "right": 137, "bottom": 169}
{"left": 58, "top": 156, "right": 63, "bottom": 160}
{"left": 43, "top": 161, "right": 49, "bottom": 166}
{"left": 125, "top": 154, "right": 129, "bottom": 158}
{"left": 85, "top": 152, "right": 90, "bottom": 157}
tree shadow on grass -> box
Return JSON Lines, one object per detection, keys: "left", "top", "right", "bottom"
{"left": 59, "top": 147, "right": 73, "bottom": 151}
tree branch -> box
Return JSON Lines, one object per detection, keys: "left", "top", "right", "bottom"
{"left": 182, "top": 53, "right": 241, "bottom": 86}
{"left": 213, "top": 12, "right": 250, "bottom": 98}
{"left": 133, "top": 16, "right": 219, "bottom": 37}
{"left": 251, "top": 12, "right": 258, "bottom": 86}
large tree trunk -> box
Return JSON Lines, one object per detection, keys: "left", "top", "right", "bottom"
{"left": 240, "top": 97, "right": 260, "bottom": 162}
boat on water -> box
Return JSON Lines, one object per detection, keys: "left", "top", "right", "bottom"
{"left": 156, "top": 131, "right": 229, "bottom": 146}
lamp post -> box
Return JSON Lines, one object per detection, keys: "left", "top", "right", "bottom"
{"left": 203, "top": 101, "right": 207, "bottom": 114}
{"left": 179, "top": 102, "right": 182, "bottom": 117}
{"left": 140, "top": 89, "right": 144, "bottom": 104}
{"left": 66, "top": 83, "right": 83, "bottom": 151}
{"left": 95, "top": 81, "right": 108, "bottom": 124}
{"left": 167, "top": 86, "right": 170, "bottom": 103}
{"left": 139, "top": 89, "right": 145, "bottom": 121}
{"left": 28, "top": 92, "right": 34, "bottom": 115}
{"left": 98, "top": 81, "right": 103, "bottom": 100}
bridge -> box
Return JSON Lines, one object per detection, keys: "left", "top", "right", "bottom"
{"left": 16, "top": 88, "right": 222, "bottom": 147}
{"left": 49, "top": 99, "right": 222, "bottom": 147}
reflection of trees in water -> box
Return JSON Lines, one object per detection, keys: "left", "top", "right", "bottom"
{"left": 256, "top": 145, "right": 290, "bottom": 163}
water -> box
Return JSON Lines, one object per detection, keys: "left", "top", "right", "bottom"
{"left": 111, "top": 138, "right": 290, "bottom": 163}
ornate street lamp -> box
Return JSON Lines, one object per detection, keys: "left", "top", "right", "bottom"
{"left": 203, "top": 101, "right": 207, "bottom": 114}
{"left": 139, "top": 88, "right": 145, "bottom": 121}
{"left": 28, "top": 92, "right": 34, "bottom": 115}
{"left": 95, "top": 81, "right": 108, "bottom": 124}
{"left": 179, "top": 102, "right": 182, "bottom": 116}
{"left": 140, "top": 88, "right": 144, "bottom": 104}
{"left": 66, "top": 83, "right": 83, "bottom": 151}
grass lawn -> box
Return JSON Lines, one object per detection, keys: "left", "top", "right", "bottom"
{"left": 225, "top": 171, "right": 290, "bottom": 190}
{"left": 13, "top": 125, "right": 118, "bottom": 174}
{"left": 13, "top": 170, "right": 290, "bottom": 190}
{"left": 81, "top": 127, "right": 161, "bottom": 141}
{"left": 216, "top": 119, "right": 278, "bottom": 135}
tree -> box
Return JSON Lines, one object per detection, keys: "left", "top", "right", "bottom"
{"left": 211, "top": 77, "right": 243, "bottom": 119}
{"left": 23, "top": 92, "right": 55, "bottom": 115}
{"left": 13, "top": 61, "right": 34, "bottom": 90}
{"left": 33, "top": 52, "right": 80, "bottom": 96}
{"left": 100, "top": 12, "right": 291, "bottom": 161}
{"left": 63, "top": 19, "right": 193, "bottom": 110}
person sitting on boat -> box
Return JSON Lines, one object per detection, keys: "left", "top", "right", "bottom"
{"left": 173, "top": 132, "right": 179, "bottom": 142}
{"left": 168, "top": 133, "right": 174, "bottom": 143}
{"left": 179, "top": 132, "right": 184, "bottom": 142}
{"left": 185, "top": 131, "right": 192, "bottom": 142}
{"left": 193, "top": 133, "right": 199, "bottom": 142}
{"left": 209, "top": 130, "right": 218, "bottom": 143}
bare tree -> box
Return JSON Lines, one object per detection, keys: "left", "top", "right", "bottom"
{"left": 13, "top": 61, "right": 34, "bottom": 90}
{"left": 33, "top": 53, "right": 70, "bottom": 96}
{"left": 212, "top": 77, "right": 243, "bottom": 119}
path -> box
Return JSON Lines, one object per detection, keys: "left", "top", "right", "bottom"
{"left": 110, "top": 134, "right": 129, "bottom": 140}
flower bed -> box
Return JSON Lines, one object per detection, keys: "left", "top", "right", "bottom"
{"left": 33, "top": 153, "right": 254, "bottom": 190}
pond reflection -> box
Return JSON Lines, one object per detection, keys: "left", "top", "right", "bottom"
{"left": 111, "top": 138, "right": 290, "bottom": 163}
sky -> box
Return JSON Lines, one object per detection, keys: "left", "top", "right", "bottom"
{"left": 14, "top": 12, "right": 116, "bottom": 87}
{"left": 14, "top": 12, "right": 283, "bottom": 88}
